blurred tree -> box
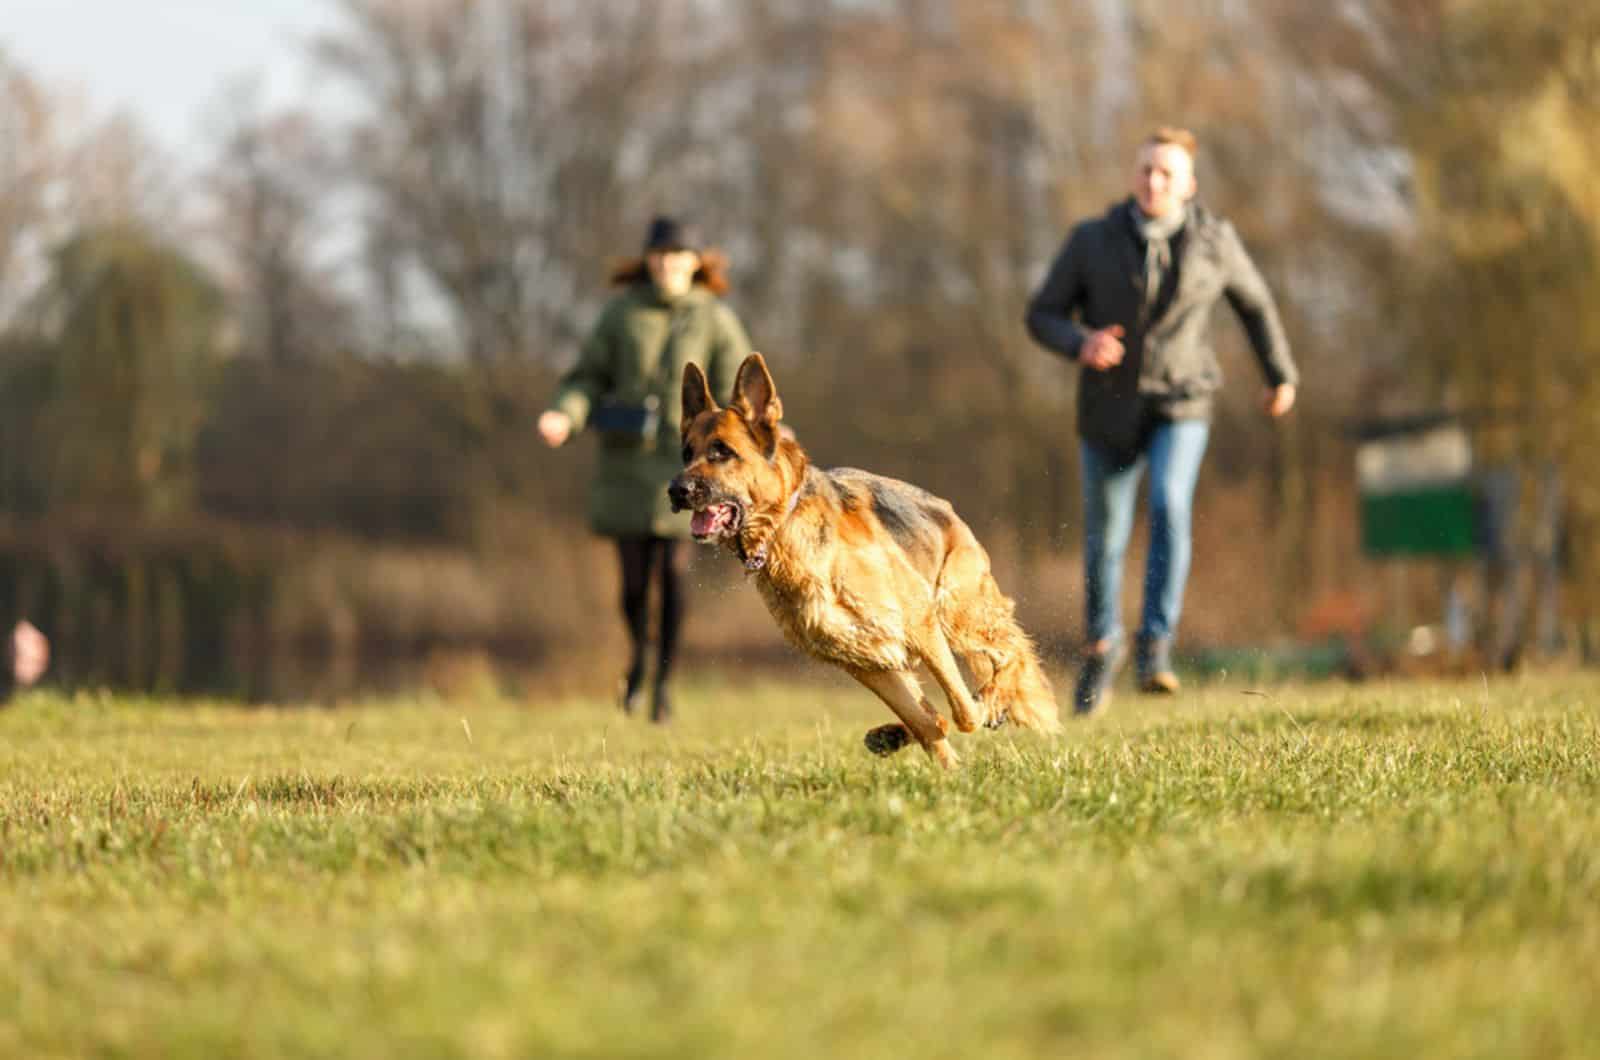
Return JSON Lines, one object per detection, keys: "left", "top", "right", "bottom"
{"left": 0, "top": 51, "right": 56, "bottom": 329}
{"left": 1387, "top": 0, "right": 1600, "bottom": 625}
{"left": 314, "top": 0, "right": 717, "bottom": 364}
{"left": 195, "top": 354, "right": 493, "bottom": 541}
{"left": 35, "top": 226, "right": 223, "bottom": 520}
{"left": 205, "top": 87, "right": 355, "bottom": 365}
{"left": 1, "top": 60, "right": 188, "bottom": 521}
{"left": 0, "top": 52, "right": 60, "bottom": 516}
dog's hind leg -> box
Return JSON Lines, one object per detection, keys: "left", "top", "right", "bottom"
{"left": 936, "top": 533, "right": 1061, "bottom": 736}
{"left": 850, "top": 668, "right": 957, "bottom": 769}
{"left": 918, "top": 628, "right": 987, "bottom": 733}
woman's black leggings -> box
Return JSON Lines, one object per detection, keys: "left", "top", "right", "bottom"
{"left": 616, "top": 536, "right": 688, "bottom": 685}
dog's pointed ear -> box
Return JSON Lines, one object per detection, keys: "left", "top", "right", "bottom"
{"left": 731, "top": 354, "right": 784, "bottom": 455}
{"left": 681, "top": 360, "right": 717, "bottom": 437}
{"left": 731, "top": 353, "right": 784, "bottom": 459}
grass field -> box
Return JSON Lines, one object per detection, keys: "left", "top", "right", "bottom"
{"left": 2, "top": 671, "right": 1598, "bottom": 1059}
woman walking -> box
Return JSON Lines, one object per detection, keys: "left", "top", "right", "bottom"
{"left": 539, "top": 217, "right": 750, "bottom": 721}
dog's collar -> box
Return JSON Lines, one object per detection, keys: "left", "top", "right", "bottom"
{"left": 741, "top": 487, "right": 801, "bottom": 572}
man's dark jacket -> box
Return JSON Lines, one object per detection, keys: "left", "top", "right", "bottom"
{"left": 1026, "top": 197, "right": 1298, "bottom": 459}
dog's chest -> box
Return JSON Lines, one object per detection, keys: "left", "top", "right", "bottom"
{"left": 755, "top": 569, "right": 911, "bottom": 672}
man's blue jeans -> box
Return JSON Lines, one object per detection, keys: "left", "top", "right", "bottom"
{"left": 1079, "top": 419, "right": 1210, "bottom": 646}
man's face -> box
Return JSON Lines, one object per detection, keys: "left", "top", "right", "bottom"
{"left": 646, "top": 249, "right": 701, "bottom": 296}
{"left": 1132, "top": 142, "right": 1196, "bottom": 219}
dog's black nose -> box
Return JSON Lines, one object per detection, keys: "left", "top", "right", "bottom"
{"left": 667, "top": 476, "right": 694, "bottom": 512}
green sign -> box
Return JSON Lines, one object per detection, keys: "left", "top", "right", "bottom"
{"left": 1360, "top": 484, "right": 1477, "bottom": 557}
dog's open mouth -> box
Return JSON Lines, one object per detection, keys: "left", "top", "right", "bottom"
{"left": 690, "top": 501, "right": 743, "bottom": 542}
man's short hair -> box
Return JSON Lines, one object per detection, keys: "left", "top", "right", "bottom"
{"left": 1144, "top": 126, "right": 1198, "bottom": 160}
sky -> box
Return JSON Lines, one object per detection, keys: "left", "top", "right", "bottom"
{"left": 1, "top": 0, "right": 345, "bottom": 158}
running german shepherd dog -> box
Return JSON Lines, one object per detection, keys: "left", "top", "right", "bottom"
{"left": 668, "top": 354, "right": 1060, "bottom": 768}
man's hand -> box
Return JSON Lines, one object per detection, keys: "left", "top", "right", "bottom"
{"left": 1263, "top": 383, "right": 1296, "bottom": 418}
{"left": 538, "top": 410, "right": 572, "bottom": 447}
{"left": 1080, "top": 325, "right": 1126, "bottom": 371}
{"left": 10, "top": 620, "right": 48, "bottom": 687}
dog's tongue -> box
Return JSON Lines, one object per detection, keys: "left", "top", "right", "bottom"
{"left": 692, "top": 504, "right": 732, "bottom": 537}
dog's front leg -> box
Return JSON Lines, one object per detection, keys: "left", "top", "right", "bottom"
{"left": 849, "top": 669, "right": 957, "bottom": 769}
{"left": 918, "top": 629, "right": 988, "bottom": 733}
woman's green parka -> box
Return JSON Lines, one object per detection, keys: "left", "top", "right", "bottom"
{"left": 549, "top": 282, "right": 748, "bottom": 537}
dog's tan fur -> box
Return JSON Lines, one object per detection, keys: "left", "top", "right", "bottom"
{"left": 669, "top": 354, "right": 1059, "bottom": 768}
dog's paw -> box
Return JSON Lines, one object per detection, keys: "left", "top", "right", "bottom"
{"left": 863, "top": 724, "right": 913, "bottom": 756}
{"left": 983, "top": 708, "right": 1010, "bottom": 730}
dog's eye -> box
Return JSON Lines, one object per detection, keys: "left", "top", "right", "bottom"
{"left": 681, "top": 445, "right": 693, "bottom": 464}
{"left": 710, "top": 441, "right": 737, "bottom": 462}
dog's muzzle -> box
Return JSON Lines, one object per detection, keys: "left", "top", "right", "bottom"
{"left": 667, "top": 475, "right": 701, "bottom": 513}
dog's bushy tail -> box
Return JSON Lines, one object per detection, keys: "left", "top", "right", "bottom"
{"left": 943, "top": 572, "right": 1061, "bottom": 735}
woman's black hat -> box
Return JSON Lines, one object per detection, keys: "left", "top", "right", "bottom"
{"left": 643, "top": 216, "right": 702, "bottom": 253}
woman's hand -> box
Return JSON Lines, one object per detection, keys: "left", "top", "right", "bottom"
{"left": 538, "top": 410, "right": 573, "bottom": 447}
{"left": 10, "top": 620, "right": 48, "bottom": 687}
{"left": 1263, "top": 383, "right": 1296, "bottom": 418}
